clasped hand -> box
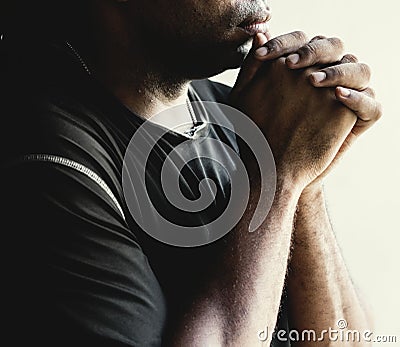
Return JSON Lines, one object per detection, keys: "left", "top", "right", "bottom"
{"left": 230, "top": 31, "right": 382, "bottom": 188}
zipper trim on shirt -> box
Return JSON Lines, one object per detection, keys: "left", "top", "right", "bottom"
{"left": 19, "top": 154, "right": 126, "bottom": 221}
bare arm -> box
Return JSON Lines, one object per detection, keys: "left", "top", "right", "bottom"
{"left": 168, "top": 33, "right": 364, "bottom": 346}
{"left": 276, "top": 35, "right": 382, "bottom": 346}
{"left": 170, "top": 178, "right": 301, "bottom": 346}
{"left": 287, "top": 185, "right": 372, "bottom": 346}
{"left": 249, "top": 32, "right": 381, "bottom": 345}
{"left": 168, "top": 31, "right": 381, "bottom": 346}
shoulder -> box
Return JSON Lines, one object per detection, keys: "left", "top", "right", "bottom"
{"left": 1, "top": 65, "right": 127, "bottom": 199}
{"left": 1, "top": 39, "right": 128, "bottom": 173}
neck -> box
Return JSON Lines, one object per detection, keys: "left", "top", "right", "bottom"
{"left": 94, "top": 50, "right": 190, "bottom": 119}
{"left": 77, "top": 24, "right": 190, "bottom": 119}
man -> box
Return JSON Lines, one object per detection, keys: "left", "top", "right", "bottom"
{"left": 1, "top": 0, "right": 381, "bottom": 346}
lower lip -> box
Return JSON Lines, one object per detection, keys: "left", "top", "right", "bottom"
{"left": 238, "top": 21, "right": 270, "bottom": 37}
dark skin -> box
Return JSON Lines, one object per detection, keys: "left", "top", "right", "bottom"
{"left": 86, "top": 0, "right": 271, "bottom": 117}
{"left": 79, "top": 0, "right": 382, "bottom": 345}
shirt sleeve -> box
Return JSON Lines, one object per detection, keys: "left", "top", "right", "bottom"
{"left": 3, "top": 160, "right": 167, "bottom": 347}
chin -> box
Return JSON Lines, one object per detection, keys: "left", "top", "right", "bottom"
{"left": 187, "top": 44, "right": 250, "bottom": 80}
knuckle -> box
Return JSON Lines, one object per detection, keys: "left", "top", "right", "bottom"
{"left": 291, "top": 30, "right": 308, "bottom": 42}
{"left": 298, "top": 42, "right": 318, "bottom": 61}
{"left": 342, "top": 54, "right": 358, "bottom": 63}
{"left": 365, "top": 87, "right": 376, "bottom": 98}
{"left": 328, "top": 66, "right": 345, "bottom": 80}
{"left": 266, "top": 37, "right": 284, "bottom": 52}
{"left": 359, "top": 63, "right": 372, "bottom": 80}
{"left": 311, "top": 35, "right": 327, "bottom": 42}
{"left": 328, "top": 37, "right": 345, "bottom": 50}
{"left": 375, "top": 102, "right": 383, "bottom": 120}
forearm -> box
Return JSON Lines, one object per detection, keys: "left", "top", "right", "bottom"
{"left": 169, "top": 180, "right": 302, "bottom": 346}
{"left": 287, "top": 186, "right": 372, "bottom": 346}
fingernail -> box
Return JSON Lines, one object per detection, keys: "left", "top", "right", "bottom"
{"left": 338, "top": 87, "right": 351, "bottom": 97}
{"left": 287, "top": 53, "right": 300, "bottom": 65}
{"left": 311, "top": 72, "right": 326, "bottom": 83}
{"left": 255, "top": 46, "right": 268, "bottom": 57}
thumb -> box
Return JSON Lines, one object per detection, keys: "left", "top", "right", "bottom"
{"left": 231, "top": 33, "right": 269, "bottom": 98}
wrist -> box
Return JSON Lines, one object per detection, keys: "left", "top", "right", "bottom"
{"left": 274, "top": 174, "right": 304, "bottom": 207}
{"left": 297, "top": 182, "right": 326, "bottom": 220}
{"left": 300, "top": 182, "right": 324, "bottom": 202}
{"left": 275, "top": 165, "right": 309, "bottom": 197}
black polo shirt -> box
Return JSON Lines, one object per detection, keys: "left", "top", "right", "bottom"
{"left": 1, "top": 38, "right": 288, "bottom": 346}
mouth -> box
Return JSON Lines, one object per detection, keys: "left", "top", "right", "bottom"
{"left": 237, "top": 11, "right": 272, "bottom": 37}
